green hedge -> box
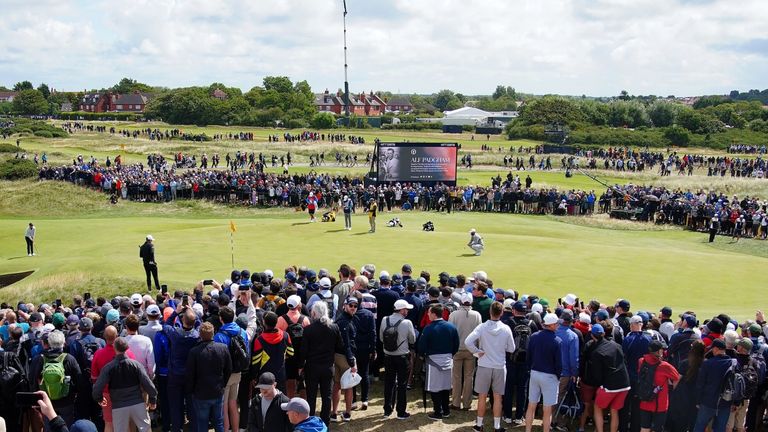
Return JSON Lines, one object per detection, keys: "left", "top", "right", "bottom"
{"left": 0, "top": 143, "right": 22, "bottom": 153}
{"left": 59, "top": 111, "right": 143, "bottom": 121}
{"left": 382, "top": 122, "right": 442, "bottom": 130}
{"left": 0, "top": 158, "right": 37, "bottom": 180}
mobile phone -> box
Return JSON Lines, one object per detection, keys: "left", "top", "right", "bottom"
{"left": 55, "top": 299, "right": 62, "bottom": 308}
{"left": 203, "top": 279, "right": 213, "bottom": 286}
{"left": 16, "top": 392, "right": 43, "bottom": 408}
{"left": 84, "top": 292, "right": 91, "bottom": 301}
{"left": 161, "top": 284, "right": 168, "bottom": 294}
{"left": 182, "top": 295, "right": 189, "bottom": 306}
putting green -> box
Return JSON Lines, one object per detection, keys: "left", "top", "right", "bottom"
{"left": 1, "top": 206, "right": 765, "bottom": 320}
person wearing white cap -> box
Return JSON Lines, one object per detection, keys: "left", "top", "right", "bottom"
{"left": 465, "top": 301, "right": 516, "bottom": 432}
{"left": 139, "top": 304, "right": 163, "bottom": 340}
{"left": 342, "top": 195, "right": 353, "bottom": 230}
{"left": 276, "top": 295, "right": 310, "bottom": 398}
{"left": 306, "top": 277, "right": 338, "bottom": 320}
{"left": 524, "top": 313, "right": 563, "bottom": 432}
{"left": 380, "top": 299, "right": 416, "bottom": 419}
{"left": 448, "top": 293, "right": 482, "bottom": 411}
{"left": 307, "top": 192, "right": 318, "bottom": 222}
{"left": 468, "top": 228, "right": 485, "bottom": 256}
{"left": 139, "top": 235, "right": 160, "bottom": 291}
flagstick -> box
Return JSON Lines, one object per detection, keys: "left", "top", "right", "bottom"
{"left": 230, "top": 230, "right": 234, "bottom": 269}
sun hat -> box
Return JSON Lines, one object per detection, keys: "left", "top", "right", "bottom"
{"left": 394, "top": 299, "right": 414, "bottom": 310}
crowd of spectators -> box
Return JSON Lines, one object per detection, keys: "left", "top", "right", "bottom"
{"left": 1, "top": 263, "right": 767, "bottom": 432}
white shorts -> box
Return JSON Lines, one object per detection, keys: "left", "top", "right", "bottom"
{"left": 528, "top": 370, "right": 559, "bottom": 406}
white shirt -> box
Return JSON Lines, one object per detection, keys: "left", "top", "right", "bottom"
{"left": 25, "top": 226, "right": 35, "bottom": 239}
{"left": 124, "top": 333, "right": 155, "bottom": 377}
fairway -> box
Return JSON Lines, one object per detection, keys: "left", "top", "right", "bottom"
{"left": 1, "top": 206, "right": 765, "bottom": 320}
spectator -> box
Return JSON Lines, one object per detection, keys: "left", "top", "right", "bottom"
{"left": 621, "top": 315, "right": 652, "bottom": 432}
{"left": 330, "top": 298, "right": 358, "bottom": 422}
{"left": 162, "top": 307, "right": 200, "bottom": 432}
{"left": 472, "top": 281, "right": 494, "bottom": 322}
{"left": 281, "top": 397, "right": 328, "bottom": 432}
{"left": 251, "top": 311, "right": 293, "bottom": 392}
{"left": 667, "top": 340, "right": 705, "bottom": 432}
{"left": 448, "top": 293, "right": 482, "bottom": 412}
{"left": 67, "top": 317, "right": 105, "bottom": 426}
{"left": 380, "top": 299, "right": 416, "bottom": 420}
{"left": 637, "top": 340, "right": 680, "bottom": 432}
{"left": 524, "top": 313, "right": 562, "bottom": 432}
{"left": 466, "top": 301, "right": 516, "bottom": 432}
{"left": 587, "top": 323, "right": 631, "bottom": 432}
{"left": 92, "top": 337, "right": 157, "bottom": 432}
{"left": 666, "top": 314, "right": 699, "bottom": 370}
{"left": 90, "top": 326, "right": 135, "bottom": 432}
{"left": 248, "top": 372, "right": 291, "bottom": 432}
{"left": 122, "top": 315, "right": 154, "bottom": 378}
{"left": 186, "top": 322, "right": 231, "bottom": 432}
{"left": 552, "top": 309, "right": 579, "bottom": 431}
{"left": 301, "top": 301, "right": 345, "bottom": 425}
{"left": 138, "top": 304, "right": 163, "bottom": 340}
{"left": 501, "top": 300, "right": 537, "bottom": 425}
{"left": 29, "top": 330, "right": 81, "bottom": 427}
{"left": 349, "top": 292, "right": 377, "bottom": 411}
{"left": 694, "top": 339, "right": 734, "bottom": 432}
{"left": 417, "top": 303, "right": 460, "bottom": 421}
{"left": 34, "top": 390, "right": 99, "bottom": 432}
{"left": 214, "top": 305, "right": 250, "bottom": 432}
{"left": 276, "top": 295, "right": 310, "bottom": 398}
{"left": 726, "top": 338, "right": 758, "bottom": 432}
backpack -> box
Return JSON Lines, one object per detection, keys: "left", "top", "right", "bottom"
{"left": 40, "top": 354, "right": 70, "bottom": 401}
{"left": 282, "top": 314, "right": 305, "bottom": 341}
{"left": 321, "top": 292, "right": 335, "bottom": 320}
{"left": 739, "top": 360, "right": 759, "bottom": 400}
{"left": 0, "top": 352, "right": 25, "bottom": 402}
{"left": 512, "top": 323, "right": 532, "bottom": 362}
{"left": 228, "top": 332, "right": 250, "bottom": 373}
{"left": 383, "top": 317, "right": 404, "bottom": 352}
{"left": 636, "top": 361, "right": 660, "bottom": 402}
{"left": 751, "top": 352, "right": 767, "bottom": 385}
{"left": 78, "top": 338, "right": 101, "bottom": 374}
{"left": 721, "top": 359, "right": 748, "bottom": 402}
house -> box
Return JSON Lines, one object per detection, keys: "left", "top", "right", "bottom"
{"left": 0, "top": 91, "right": 18, "bottom": 103}
{"left": 112, "top": 91, "right": 149, "bottom": 112}
{"left": 79, "top": 92, "right": 113, "bottom": 112}
{"left": 212, "top": 88, "right": 228, "bottom": 100}
{"left": 358, "top": 91, "right": 384, "bottom": 116}
{"left": 314, "top": 89, "right": 368, "bottom": 116}
{"left": 60, "top": 102, "right": 73, "bottom": 112}
{"left": 385, "top": 96, "right": 414, "bottom": 113}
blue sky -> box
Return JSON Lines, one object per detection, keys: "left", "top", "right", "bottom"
{"left": 1, "top": 0, "right": 766, "bottom": 96}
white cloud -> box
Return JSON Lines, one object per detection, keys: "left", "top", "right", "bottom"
{"left": 0, "top": 0, "right": 766, "bottom": 96}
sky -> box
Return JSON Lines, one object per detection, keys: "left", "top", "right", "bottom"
{"left": 1, "top": 0, "right": 767, "bottom": 97}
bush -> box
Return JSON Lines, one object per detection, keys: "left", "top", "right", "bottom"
{"left": 58, "top": 111, "right": 143, "bottom": 121}
{"left": 310, "top": 112, "right": 336, "bottom": 129}
{"left": 0, "top": 158, "right": 37, "bottom": 180}
{"left": 34, "top": 130, "right": 53, "bottom": 138}
{"left": 381, "top": 122, "right": 442, "bottom": 130}
{"left": 0, "top": 143, "right": 22, "bottom": 153}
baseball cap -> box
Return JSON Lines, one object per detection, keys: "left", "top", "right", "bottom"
{"left": 130, "top": 294, "right": 142, "bottom": 305}
{"left": 344, "top": 297, "right": 359, "bottom": 305}
{"left": 416, "top": 277, "right": 427, "bottom": 288}
{"left": 707, "top": 318, "right": 724, "bottom": 334}
{"left": 460, "top": 293, "right": 473, "bottom": 305}
{"left": 84, "top": 298, "right": 96, "bottom": 308}
{"left": 287, "top": 295, "right": 301, "bottom": 309}
{"left": 503, "top": 299, "right": 515, "bottom": 310}
{"left": 711, "top": 339, "right": 727, "bottom": 350}
{"left": 236, "top": 314, "right": 249, "bottom": 330}
{"left": 285, "top": 272, "right": 297, "bottom": 282}
{"left": 617, "top": 299, "right": 631, "bottom": 310}
{"left": 682, "top": 314, "right": 697, "bottom": 329}
{"left": 379, "top": 270, "right": 390, "bottom": 280}
{"left": 629, "top": 315, "right": 643, "bottom": 325}
{"left": 649, "top": 340, "right": 667, "bottom": 352}
{"left": 448, "top": 276, "right": 458, "bottom": 288}
{"left": 660, "top": 306, "right": 673, "bottom": 317}
{"left": 591, "top": 324, "right": 605, "bottom": 336}
{"left": 146, "top": 305, "right": 161, "bottom": 317}
{"left": 596, "top": 309, "right": 609, "bottom": 321}
{"left": 494, "top": 288, "right": 505, "bottom": 296}
{"left": 281, "top": 397, "right": 310, "bottom": 415}
{"left": 736, "top": 338, "right": 754, "bottom": 351}
{"left": 66, "top": 315, "right": 80, "bottom": 326}
{"left": 427, "top": 287, "right": 440, "bottom": 298}
{"left": 394, "top": 299, "right": 414, "bottom": 311}
{"left": 106, "top": 309, "right": 119, "bottom": 323}
{"left": 146, "top": 234, "right": 154, "bottom": 241}
{"left": 401, "top": 264, "right": 412, "bottom": 273}
{"left": 749, "top": 323, "right": 763, "bottom": 336}
{"left": 319, "top": 277, "right": 332, "bottom": 289}
{"left": 578, "top": 313, "right": 592, "bottom": 324}
{"left": 563, "top": 293, "right": 577, "bottom": 306}
{"left": 255, "top": 372, "right": 277, "bottom": 389}
{"left": 264, "top": 269, "right": 274, "bottom": 279}
{"left": 392, "top": 273, "right": 403, "bottom": 283}
{"left": 52, "top": 313, "right": 66, "bottom": 328}
{"left": 636, "top": 311, "right": 650, "bottom": 324}
{"left": 78, "top": 317, "right": 94, "bottom": 331}
{"left": 543, "top": 313, "right": 559, "bottom": 326}
{"left": 531, "top": 303, "right": 543, "bottom": 314}
{"left": 560, "top": 309, "right": 574, "bottom": 322}
{"left": 513, "top": 301, "right": 527, "bottom": 312}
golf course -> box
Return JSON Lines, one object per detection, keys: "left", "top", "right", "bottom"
{"left": 1, "top": 122, "right": 767, "bottom": 320}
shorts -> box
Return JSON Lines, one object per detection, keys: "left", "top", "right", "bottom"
{"left": 580, "top": 383, "right": 597, "bottom": 403}
{"left": 640, "top": 409, "right": 667, "bottom": 432}
{"left": 222, "top": 372, "right": 241, "bottom": 404}
{"left": 726, "top": 400, "right": 749, "bottom": 431}
{"left": 528, "top": 370, "right": 559, "bottom": 406}
{"left": 595, "top": 387, "right": 629, "bottom": 411}
{"left": 333, "top": 353, "right": 350, "bottom": 385}
{"left": 474, "top": 366, "right": 506, "bottom": 395}
{"left": 309, "top": 209, "right": 315, "bottom": 215}
{"left": 102, "top": 393, "right": 113, "bottom": 422}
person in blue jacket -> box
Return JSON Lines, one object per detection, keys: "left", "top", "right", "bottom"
{"left": 693, "top": 338, "right": 734, "bottom": 432}
{"left": 214, "top": 306, "right": 249, "bottom": 432}
{"left": 417, "top": 303, "right": 460, "bottom": 420}
{"left": 162, "top": 307, "right": 200, "bottom": 432}
{"left": 282, "top": 397, "right": 328, "bottom": 432}
{"left": 620, "top": 315, "right": 651, "bottom": 432}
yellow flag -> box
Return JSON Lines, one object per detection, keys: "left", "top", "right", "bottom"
{"left": 229, "top": 220, "right": 237, "bottom": 233}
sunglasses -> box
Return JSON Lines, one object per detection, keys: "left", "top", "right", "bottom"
{"left": 347, "top": 304, "right": 358, "bottom": 308}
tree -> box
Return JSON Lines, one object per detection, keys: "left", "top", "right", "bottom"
{"left": 36, "top": 83, "right": 51, "bottom": 100}
{"left": 262, "top": 76, "right": 294, "bottom": 94}
{"left": 618, "top": 90, "right": 630, "bottom": 101}
{"left": 12, "top": 89, "right": 49, "bottom": 115}
{"left": 433, "top": 89, "right": 462, "bottom": 111}
{"left": 663, "top": 126, "right": 690, "bottom": 146}
{"left": 13, "top": 81, "right": 33, "bottom": 91}
{"left": 647, "top": 101, "right": 677, "bottom": 127}
{"left": 112, "top": 78, "right": 152, "bottom": 94}
{"left": 518, "top": 96, "right": 583, "bottom": 126}
{"left": 310, "top": 112, "right": 336, "bottom": 129}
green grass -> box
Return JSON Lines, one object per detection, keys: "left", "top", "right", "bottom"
{"left": 1, "top": 182, "right": 766, "bottom": 320}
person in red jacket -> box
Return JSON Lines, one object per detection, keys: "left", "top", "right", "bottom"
{"left": 637, "top": 340, "right": 680, "bottom": 432}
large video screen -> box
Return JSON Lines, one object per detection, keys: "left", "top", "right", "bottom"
{"left": 377, "top": 142, "right": 458, "bottom": 184}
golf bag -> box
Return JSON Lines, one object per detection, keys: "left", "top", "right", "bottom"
{"left": 387, "top": 218, "right": 403, "bottom": 228}
{"left": 423, "top": 221, "right": 434, "bottom": 231}
{"left": 322, "top": 211, "right": 336, "bottom": 222}
{"left": 556, "top": 381, "right": 582, "bottom": 423}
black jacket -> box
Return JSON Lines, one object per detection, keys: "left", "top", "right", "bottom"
{"left": 28, "top": 349, "right": 81, "bottom": 408}
{"left": 139, "top": 241, "right": 155, "bottom": 264}
{"left": 248, "top": 391, "right": 291, "bottom": 432}
{"left": 334, "top": 312, "right": 357, "bottom": 367}
{"left": 185, "top": 340, "right": 232, "bottom": 400}
{"left": 585, "top": 337, "right": 630, "bottom": 391}
{"left": 300, "top": 321, "right": 345, "bottom": 370}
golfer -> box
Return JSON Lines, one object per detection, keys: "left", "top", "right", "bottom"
{"left": 307, "top": 192, "right": 318, "bottom": 223}
{"left": 342, "top": 195, "right": 353, "bottom": 230}
{"left": 468, "top": 229, "right": 484, "bottom": 256}
{"left": 25, "top": 222, "right": 36, "bottom": 256}
{"left": 367, "top": 199, "right": 377, "bottom": 233}
{"left": 139, "top": 235, "right": 160, "bottom": 291}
